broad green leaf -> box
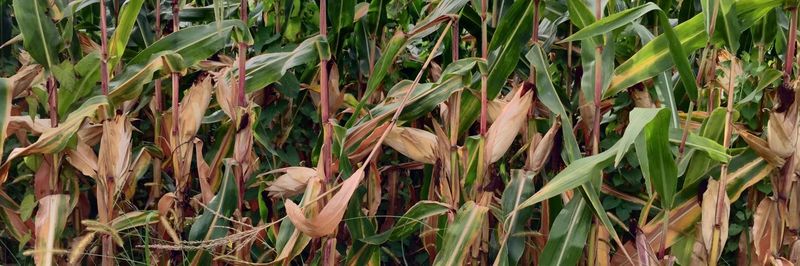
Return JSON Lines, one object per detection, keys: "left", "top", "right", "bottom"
{"left": 12, "top": 0, "right": 62, "bottom": 69}
{"left": 108, "top": 0, "right": 145, "bottom": 73}
{"left": 539, "top": 196, "right": 591, "bottom": 266}
{"left": 607, "top": 14, "right": 706, "bottom": 99}
{"left": 614, "top": 108, "right": 669, "bottom": 166}
{"left": 128, "top": 20, "right": 249, "bottom": 67}
{"left": 0, "top": 79, "right": 11, "bottom": 163}
{"left": 517, "top": 107, "right": 667, "bottom": 210}
{"left": 496, "top": 170, "right": 535, "bottom": 265}
{"left": 563, "top": 3, "right": 698, "bottom": 101}
{"left": 432, "top": 201, "right": 488, "bottom": 266}
{"left": 187, "top": 161, "right": 240, "bottom": 265}
{"left": 346, "top": 31, "right": 407, "bottom": 127}
{"left": 108, "top": 51, "right": 185, "bottom": 105}
{"left": 111, "top": 211, "right": 158, "bottom": 231}
{"left": 459, "top": 0, "right": 534, "bottom": 133}
{"left": 609, "top": 0, "right": 781, "bottom": 98}
{"left": 713, "top": 0, "right": 741, "bottom": 51}
{"left": 242, "top": 35, "right": 326, "bottom": 93}
{"left": 59, "top": 52, "right": 101, "bottom": 117}
{"left": 641, "top": 109, "right": 677, "bottom": 209}
{"left": 562, "top": 3, "right": 662, "bottom": 43}
{"left": 409, "top": 0, "right": 469, "bottom": 38}
{"left": 684, "top": 108, "right": 728, "bottom": 186}
{"left": 361, "top": 201, "right": 450, "bottom": 245}
{"left": 526, "top": 45, "right": 581, "bottom": 162}
{"left": 667, "top": 129, "right": 729, "bottom": 163}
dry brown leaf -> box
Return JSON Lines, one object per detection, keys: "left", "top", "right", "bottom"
{"left": 8, "top": 64, "right": 43, "bottom": 98}
{"left": 753, "top": 197, "right": 781, "bottom": 265}
{"left": 33, "top": 194, "right": 71, "bottom": 266}
{"left": 346, "top": 121, "right": 389, "bottom": 161}
{"left": 789, "top": 184, "right": 800, "bottom": 232}
{"left": 66, "top": 141, "right": 98, "bottom": 177}
{"left": 285, "top": 168, "right": 365, "bottom": 237}
{"left": 265, "top": 167, "right": 317, "bottom": 198}
{"left": 485, "top": 87, "right": 533, "bottom": 164}
{"left": 701, "top": 179, "right": 729, "bottom": 262}
{"left": 7, "top": 116, "right": 50, "bottom": 136}
{"left": 384, "top": 126, "right": 437, "bottom": 164}
{"left": 740, "top": 129, "right": 786, "bottom": 167}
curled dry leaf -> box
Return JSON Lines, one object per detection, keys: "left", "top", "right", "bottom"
{"left": 700, "top": 179, "right": 729, "bottom": 262}
{"left": 285, "top": 168, "right": 365, "bottom": 237}
{"left": 767, "top": 113, "right": 795, "bottom": 158}
{"left": 265, "top": 167, "right": 318, "bottom": 198}
{"left": 485, "top": 87, "right": 533, "bottom": 164}
{"left": 739, "top": 129, "right": 785, "bottom": 167}
{"left": 384, "top": 126, "right": 438, "bottom": 164}
{"left": 7, "top": 116, "right": 50, "bottom": 136}
{"left": 8, "top": 64, "right": 43, "bottom": 98}
{"left": 66, "top": 141, "right": 98, "bottom": 177}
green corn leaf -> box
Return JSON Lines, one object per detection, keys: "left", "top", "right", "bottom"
{"left": 12, "top": 0, "right": 62, "bottom": 69}
{"left": 539, "top": 196, "right": 592, "bottom": 266}
{"left": 361, "top": 201, "right": 450, "bottom": 245}
{"left": 187, "top": 160, "right": 240, "bottom": 265}
{"left": 108, "top": 0, "right": 145, "bottom": 73}
{"left": 433, "top": 201, "right": 488, "bottom": 266}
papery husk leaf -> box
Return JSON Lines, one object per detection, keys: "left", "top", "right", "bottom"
{"left": 266, "top": 167, "right": 317, "bottom": 198}
{"left": 285, "top": 168, "right": 365, "bottom": 237}
{"left": 384, "top": 126, "right": 437, "bottom": 164}
{"left": 485, "top": 87, "right": 533, "bottom": 164}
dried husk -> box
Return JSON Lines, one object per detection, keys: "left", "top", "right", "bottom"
{"left": 266, "top": 167, "right": 318, "bottom": 198}
{"left": 285, "top": 168, "right": 365, "bottom": 237}
{"left": 485, "top": 87, "right": 533, "bottom": 164}
{"left": 384, "top": 126, "right": 438, "bottom": 164}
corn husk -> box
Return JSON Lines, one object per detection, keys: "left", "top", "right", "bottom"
{"left": 384, "top": 126, "right": 438, "bottom": 164}
{"left": 266, "top": 167, "right": 318, "bottom": 198}
{"left": 285, "top": 168, "right": 365, "bottom": 237}
{"left": 485, "top": 87, "right": 533, "bottom": 164}
{"left": 767, "top": 113, "right": 795, "bottom": 158}
{"left": 97, "top": 115, "right": 132, "bottom": 197}
{"left": 527, "top": 120, "right": 560, "bottom": 173}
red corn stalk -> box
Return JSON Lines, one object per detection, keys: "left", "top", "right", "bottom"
{"left": 98, "top": 0, "right": 114, "bottom": 264}
{"left": 320, "top": 0, "right": 332, "bottom": 183}
{"left": 148, "top": 0, "right": 164, "bottom": 208}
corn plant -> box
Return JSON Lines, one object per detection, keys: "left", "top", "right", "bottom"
{"left": 0, "top": 0, "right": 799, "bottom": 265}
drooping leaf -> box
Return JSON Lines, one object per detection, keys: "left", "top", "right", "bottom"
{"left": 432, "top": 201, "right": 488, "bottom": 266}
{"left": 361, "top": 201, "right": 450, "bottom": 244}
{"left": 539, "top": 196, "right": 592, "bottom": 266}
{"left": 187, "top": 160, "right": 240, "bottom": 264}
